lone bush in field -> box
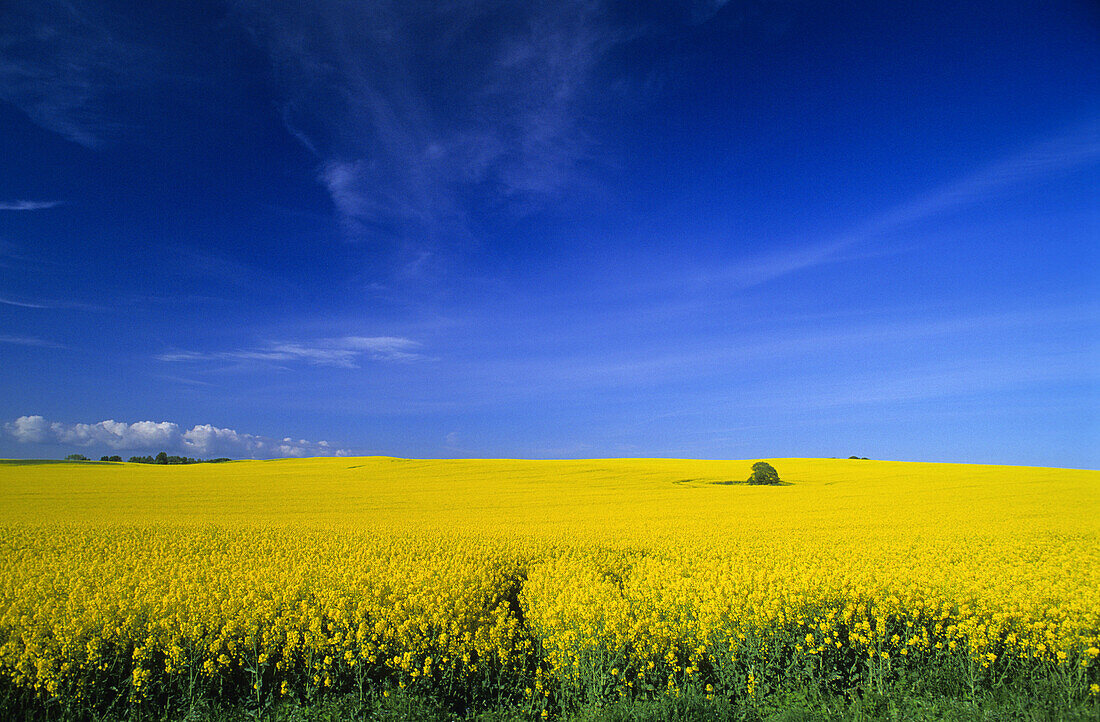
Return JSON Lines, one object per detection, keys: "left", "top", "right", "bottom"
{"left": 747, "top": 461, "right": 780, "bottom": 485}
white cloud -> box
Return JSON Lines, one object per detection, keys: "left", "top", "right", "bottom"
{"left": 0, "top": 1, "right": 149, "bottom": 148}
{"left": 157, "top": 336, "right": 423, "bottom": 368}
{"left": 52, "top": 419, "right": 179, "bottom": 449}
{"left": 338, "top": 336, "right": 422, "bottom": 361}
{"left": 181, "top": 424, "right": 255, "bottom": 457}
{"left": 840, "top": 121, "right": 1100, "bottom": 245}
{"left": 0, "top": 334, "right": 65, "bottom": 348}
{"left": 0, "top": 200, "right": 63, "bottom": 211}
{"left": 678, "top": 122, "right": 1100, "bottom": 292}
{"left": 0, "top": 297, "right": 51, "bottom": 308}
{"left": 6, "top": 415, "right": 50, "bottom": 443}
{"left": 177, "top": 424, "right": 349, "bottom": 457}
{"left": 232, "top": 0, "right": 624, "bottom": 245}
{"left": 0, "top": 295, "right": 104, "bottom": 311}
{"left": 4, "top": 415, "right": 351, "bottom": 458}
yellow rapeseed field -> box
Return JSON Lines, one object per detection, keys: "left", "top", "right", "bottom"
{"left": 0, "top": 457, "right": 1097, "bottom": 713}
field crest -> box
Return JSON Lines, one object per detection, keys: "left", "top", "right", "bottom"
{"left": 1, "top": 457, "right": 1097, "bottom": 717}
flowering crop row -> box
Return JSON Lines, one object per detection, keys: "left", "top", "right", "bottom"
{"left": 0, "top": 457, "right": 1097, "bottom": 715}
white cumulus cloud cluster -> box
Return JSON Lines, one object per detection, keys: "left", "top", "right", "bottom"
{"left": 4, "top": 416, "right": 349, "bottom": 459}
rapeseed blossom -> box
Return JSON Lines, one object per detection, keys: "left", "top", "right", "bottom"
{"left": 0, "top": 457, "right": 1097, "bottom": 710}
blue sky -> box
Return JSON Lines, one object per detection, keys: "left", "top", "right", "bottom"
{"left": 1, "top": 0, "right": 1097, "bottom": 466}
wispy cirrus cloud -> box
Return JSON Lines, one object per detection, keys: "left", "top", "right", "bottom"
{"left": 0, "top": 200, "right": 63, "bottom": 211}
{"left": 4, "top": 415, "right": 350, "bottom": 458}
{"left": 0, "top": 334, "right": 65, "bottom": 348}
{"left": 433, "top": 302, "right": 1099, "bottom": 406}
{"left": 0, "top": 295, "right": 104, "bottom": 311}
{"left": 232, "top": 0, "right": 624, "bottom": 248}
{"left": 688, "top": 121, "right": 1100, "bottom": 290}
{"left": 0, "top": 0, "right": 148, "bottom": 148}
{"left": 157, "top": 336, "right": 423, "bottom": 369}
{"left": 0, "top": 297, "right": 51, "bottom": 309}
{"left": 0, "top": 239, "right": 53, "bottom": 270}
{"left": 841, "top": 120, "right": 1100, "bottom": 244}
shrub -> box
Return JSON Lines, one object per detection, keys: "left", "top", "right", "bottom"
{"left": 747, "top": 461, "right": 780, "bottom": 485}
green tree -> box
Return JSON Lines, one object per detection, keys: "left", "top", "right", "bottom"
{"left": 155, "top": 451, "right": 169, "bottom": 465}
{"left": 747, "top": 461, "right": 780, "bottom": 485}
{"left": 65, "top": 453, "right": 89, "bottom": 461}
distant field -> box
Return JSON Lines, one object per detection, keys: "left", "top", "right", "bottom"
{"left": 1, "top": 457, "right": 1098, "bottom": 718}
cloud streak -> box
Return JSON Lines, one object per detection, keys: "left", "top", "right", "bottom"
{"left": 233, "top": 0, "right": 622, "bottom": 247}
{"left": 0, "top": 297, "right": 51, "bottom": 309}
{"left": 0, "top": 0, "right": 148, "bottom": 148}
{"left": 0, "top": 334, "right": 65, "bottom": 348}
{"left": 431, "top": 303, "right": 1100, "bottom": 407}
{"left": 0, "top": 295, "right": 104, "bottom": 311}
{"left": 842, "top": 120, "right": 1100, "bottom": 244}
{"left": 4, "top": 415, "right": 350, "bottom": 458}
{"left": 0, "top": 200, "right": 63, "bottom": 211}
{"left": 157, "top": 336, "right": 423, "bottom": 368}
{"left": 687, "top": 121, "right": 1100, "bottom": 291}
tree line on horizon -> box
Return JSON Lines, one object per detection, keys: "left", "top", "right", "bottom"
{"left": 64, "top": 452, "right": 232, "bottom": 464}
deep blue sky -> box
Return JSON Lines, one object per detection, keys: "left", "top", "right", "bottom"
{"left": 1, "top": 0, "right": 1097, "bottom": 466}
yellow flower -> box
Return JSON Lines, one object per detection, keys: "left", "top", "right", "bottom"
{"left": 0, "top": 456, "right": 1096, "bottom": 713}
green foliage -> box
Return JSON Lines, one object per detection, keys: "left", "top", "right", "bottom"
{"left": 3, "top": 605, "right": 1098, "bottom": 722}
{"left": 14, "top": 682, "right": 1093, "bottom": 722}
{"left": 63, "top": 454, "right": 89, "bottom": 461}
{"left": 747, "top": 461, "right": 780, "bottom": 485}
{"left": 126, "top": 453, "right": 231, "bottom": 464}
{"left": 99, "top": 455, "right": 123, "bottom": 462}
